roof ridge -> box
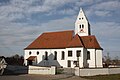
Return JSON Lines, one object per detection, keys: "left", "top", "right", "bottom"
{"left": 43, "top": 30, "right": 74, "bottom": 34}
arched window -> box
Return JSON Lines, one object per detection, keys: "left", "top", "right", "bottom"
{"left": 54, "top": 51, "right": 57, "bottom": 60}
{"left": 37, "top": 51, "right": 39, "bottom": 55}
{"left": 44, "top": 51, "right": 48, "bottom": 60}
{"left": 87, "top": 51, "right": 90, "bottom": 60}
{"left": 82, "top": 24, "right": 84, "bottom": 28}
{"left": 29, "top": 51, "right": 32, "bottom": 55}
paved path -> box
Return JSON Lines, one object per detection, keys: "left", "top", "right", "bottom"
{"left": 0, "top": 74, "right": 89, "bottom": 80}
{"left": 61, "top": 76, "right": 90, "bottom": 80}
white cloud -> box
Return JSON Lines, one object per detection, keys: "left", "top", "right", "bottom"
{"left": 86, "top": 0, "right": 120, "bottom": 17}
{"left": 40, "top": 16, "right": 75, "bottom": 31}
{"left": 94, "top": 1, "right": 120, "bottom": 11}
{"left": 0, "top": 0, "right": 78, "bottom": 22}
{"left": 75, "top": 0, "right": 94, "bottom": 6}
{"left": 47, "top": 8, "right": 77, "bottom": 16}
{"left": 0, "top": 15, "right": 75, "bottom": 49}
{"left": 27, "top": 0, "right": 77, "bottom": 13}
{"left": 92, "top": 21, "right": 120, "bottom": 39}
{"left": 94, "top": 10, "right": 111, "bottom": 16}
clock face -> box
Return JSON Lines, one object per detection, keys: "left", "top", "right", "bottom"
{"left": 80, "top": 29, "right": 84, "bottom": 32}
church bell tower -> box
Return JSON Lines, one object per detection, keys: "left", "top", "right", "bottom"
{"left": 75, "top": 8, "right": 91, "bottom": 36}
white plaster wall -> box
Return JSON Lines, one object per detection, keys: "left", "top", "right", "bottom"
{"left": 48, "top": 49, "right": 67, "bottom": 67}
{"left": 24, "top": 47, "right": 84, "bottom": 68}
{"left": 24, "top": 49, "right": 67, "bottom": 67}
{"left": 75, "top": 68, "right": 120, "bottom": 76}
{"left": 24, "top": 50, "right": 41, "bottom": 66}
{"left": 87, "top": 49, "right": 96, "bottom": 68}
{"left": 66, "top": 47, "right": 84, "bottom": 68}
{"left": 28, "top": 66, "right": 56, "bottom": 75}
{"left": 75, "top": 9, "right": 90, "bottom": 36}
{"left": 87, "top": 49, "right": 103, "bottom": 68}
{"left": 79, "top": 68, "right": 108, "bottom": 76}
{"left": 96, "top": 49, "right": 103, "bottom": 67}
{"left": 75, "top": 20, "right": 89, "bottom": 36}
{"left": 24, "top": 48, "right": 102, "bottom": 68}
{"left": 83, "top": 48, "right": 87, "bottom": 67}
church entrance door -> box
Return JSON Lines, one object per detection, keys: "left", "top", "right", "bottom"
{"left": 27, "top": 60, "right": 32, "bottom": 65}
{"left": 68, "top": 60, "right": 71, "bottom": 67}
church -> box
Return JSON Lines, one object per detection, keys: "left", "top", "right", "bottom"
{"left": 24, "top": 8, "right": 103, "bottom": 68}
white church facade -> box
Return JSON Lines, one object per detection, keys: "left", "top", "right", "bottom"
{"left": 24, "top": 8, "right": 103, "bottom": 68}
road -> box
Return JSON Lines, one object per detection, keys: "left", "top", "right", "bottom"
{"left": 0, "top": 74, "right": 89, "bottom": 80}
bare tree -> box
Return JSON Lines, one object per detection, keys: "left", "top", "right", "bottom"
{"left": 113, "top": 56, "right": 119, "bottom": 65}
{"left": 104, "top": 52, "right": 111, "bottom": 67}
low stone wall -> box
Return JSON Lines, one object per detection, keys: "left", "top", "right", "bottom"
{"left": 75, "top": 67, "right": 120, "bottom": 76}
{"left": 28, "top": 66, "right": 56, "bottom": 75}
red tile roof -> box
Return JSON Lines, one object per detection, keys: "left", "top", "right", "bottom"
{"left": 25, "top": 30, "right": 102, "bottom": 49}
{"left": 25, "top": 30, "right": 74, "bottom": 49}
{"left": 26, "top": 56, "right": 36, "bottom": 61}
{"left": 67, "top": 35, "right": 83, "bottom": 48}
{"left": 80, "top": 35, "right": 102, "bottom": 49}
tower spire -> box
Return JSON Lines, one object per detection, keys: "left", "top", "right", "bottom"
{"left": 75, "top": 8, "right": 91, "bottom": 36}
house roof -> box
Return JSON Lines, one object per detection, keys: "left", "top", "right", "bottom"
{"left": 0, "top": 56, "right": 5, "bottom": 62}
{"left": 26, "top": 56, "right": 36, "bottom": 61}
{"left": 67, "top": 34, "right": 83, "bottom": 48}
{"left": 25, "top": 30, "right": 74, "bottom": 49}
{"left": 0, "top": 56, "right": 6, "bottom": 64}
{"left": 25, "top": 30, "right": 102, "bottom": 50}
{"left": 80, "top": 35, "right": 102, "bottom": 49}
{"left": 0, "top": 58, "right": 3, "bottom": 62}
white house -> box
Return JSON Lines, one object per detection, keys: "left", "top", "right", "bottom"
{"left": 24, "top": 8, "right": 103, "bottom": 68}
{"left": 0, "top": 57, "right": 7, "bottom": 75}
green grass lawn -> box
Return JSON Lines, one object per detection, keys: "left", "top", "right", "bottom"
{"left": 82, "top": 74, "right": 120, "bottom": 80}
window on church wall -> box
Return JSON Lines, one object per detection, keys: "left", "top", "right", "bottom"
{"left": 76, "top": 50, "right": 81, "bottom": 57}
{"left": 68, "top": 51, "right": 72, "bottom": 57}
{"left": 87, "top": 51, "right": 90, "bottom": 60}
{"left": 44, "top": 51, "right": 48, "bottom": 60}
{"left": 61, "top": 51, "right": 65, "bottom": 60}
{"left": 54, "top": 51, "right": 57, "bottom": 60}
{"left": 82, "top": 24, "right": 84, "bottom": 28}
{"left": 29, "top": 51, "right": 32, "bottom": 55}
{"left": 37, "top": 51, "right": 39, "bottom": 55}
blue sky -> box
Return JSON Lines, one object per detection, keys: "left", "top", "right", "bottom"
{"left": 0, "top": 0, "right": 120, "bottom": 59}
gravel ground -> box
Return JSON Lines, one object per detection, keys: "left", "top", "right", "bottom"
{"left": 0, "top": 74, "right": 89, "bottom": 80}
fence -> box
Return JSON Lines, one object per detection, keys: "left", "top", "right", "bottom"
{"left": 75, "top": 67, "right": 120, "bottom": 76}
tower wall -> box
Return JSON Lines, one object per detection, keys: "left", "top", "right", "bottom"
{"left": 75, "top": 8, "right": 91, "bottom": 36}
